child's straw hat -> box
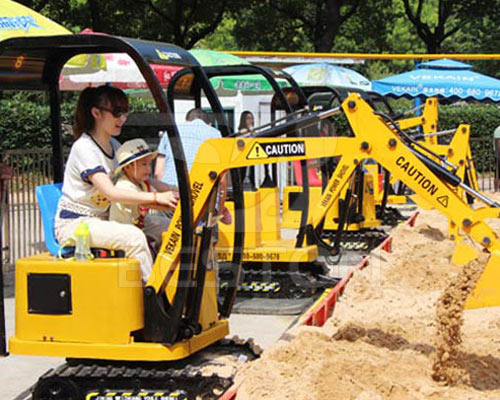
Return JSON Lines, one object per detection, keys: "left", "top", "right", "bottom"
{"left": 115, "top": 139, "right": 157, "bottom": 174}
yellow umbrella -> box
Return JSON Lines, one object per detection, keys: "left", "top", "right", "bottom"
{"left": 0, "top": 0, "right": 71, "bottom": 39}
{"left": 0, "top": 0, "right": 105, "bottom": 72}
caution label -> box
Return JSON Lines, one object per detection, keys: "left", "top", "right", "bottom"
{"left": 436, "top": 195, "right": 449, "bottom": 208}
{"left": 247, "top": 141, "right": 305, "bottom": 159}
{"left": 396, "top": 156, "right": 438, "bottom": 196}
{"left": 86, "top": 391, "right": 187, "bottom": 400}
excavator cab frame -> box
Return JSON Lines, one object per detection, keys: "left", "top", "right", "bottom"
{"left": 280, "top": 86, "right": 397, "bottom": 251}
{"left": 167, "top": 65, "right": 339, "bottom": 306}
{"left": 1, "top": 33, "right": 241, "bottom": 360}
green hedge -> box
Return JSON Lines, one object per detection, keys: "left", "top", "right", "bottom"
{"left": 0, "top": 92, "right": 70, "bottom": 151}
{"left": 440, "top": 104, "right": 500, "bottom": 173}
{"left": 0, "top": 93, "right": 158, "bottom": 153}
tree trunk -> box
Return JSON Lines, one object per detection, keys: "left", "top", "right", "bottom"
{"left": 314, "top": 0, "right": 341, "bottom": 52}
{"left": 88, "top": 0, "right": 102, "bottom": 33}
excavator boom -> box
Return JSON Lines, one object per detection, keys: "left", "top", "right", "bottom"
{"left": 152, "top": 93, "right": 500, "bottom": 315}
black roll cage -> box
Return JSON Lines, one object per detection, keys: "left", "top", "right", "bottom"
{"left": 168, "top": 65, "right": 320, "bottom": 249}
{"left": 0, "top": 33, "right": 240, "bottom": 344}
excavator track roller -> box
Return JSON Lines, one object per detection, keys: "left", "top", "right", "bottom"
{"left": 31, "top": 338, "right": 261, "bottom": 400}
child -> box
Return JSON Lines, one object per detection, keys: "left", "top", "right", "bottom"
{"left": 110, "top": 139, "right": 173, "bottom": 253}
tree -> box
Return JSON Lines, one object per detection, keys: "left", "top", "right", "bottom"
{"left": 448, "top": 0, "right": 500, "bottom": 78}
{"left": 401, "top": 0, "right": 474, "bottom": 53}
{"left": 135, "top": 0, "right": 231, "bottom": 48}
{"left": 196, "top": 17, "right": 239, "bottom": 51}
{"left": 289, "top": 0, "right": 361, "bottom": 52}
{"left": 20, "top": 0, "right": 241, "bottom": 49}
{"left": 232, "top": 0, "right": 360, "bottom": 52}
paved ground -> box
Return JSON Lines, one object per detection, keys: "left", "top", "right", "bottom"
{"left": 0, "top": 268, "right": 300, "bottom": 400}
{"left": 0, "top": 297, "right": 62, "bottom": 400}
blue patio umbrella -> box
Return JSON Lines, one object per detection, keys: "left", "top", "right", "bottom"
{"left": 372, "top": 59, "right": 500, "bottom": 102}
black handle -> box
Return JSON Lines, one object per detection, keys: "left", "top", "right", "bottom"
{"left": 412, "top": 149, "right": 461, "bottom": 187}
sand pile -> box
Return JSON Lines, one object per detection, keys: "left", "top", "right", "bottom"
{"left": 236, "top": 209, "right": 500, "bottom": 400}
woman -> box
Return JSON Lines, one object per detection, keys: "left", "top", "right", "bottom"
{"left": 237, "top": 111, "right": 255, "bottom": 187}
{"left": 55, "top": 85, "right": 178, "bottom": 283}
{"left": 238, "top": 110, "right": 254, "bottom": 133}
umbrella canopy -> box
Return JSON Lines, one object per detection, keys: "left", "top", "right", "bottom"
{"left": 0, "top": 0, "right": 70, "bottom": 39}
{"left": 60, "top": 52, "right": 182, "bottom": 90}
{"left": 283, "top": 63, "right": 372, "bottom": 91}
{"left": 60, "top": 29, "right": 181, "bottom": 90}
{"left": 0, "top": 2, "right": 104, "bottom": 72}
{"left": 189, "top": 49, "right": 288, "bottom": 93}
{"left": 189, "top": 49, "right": 250, "bottom": 66}
{"left": 372, "top": 59, "right": 500, "bottom": 102}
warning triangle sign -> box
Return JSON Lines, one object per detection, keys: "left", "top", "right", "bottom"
{"left": 247, "top": 143, "right": 268, "bottom": 159}
{"left": 436, "top": 195, "right": 449, "bottom": 208}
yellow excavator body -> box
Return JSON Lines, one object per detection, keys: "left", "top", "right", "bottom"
{"left": 10, "top": 254, "right": 228, "bottom": 361}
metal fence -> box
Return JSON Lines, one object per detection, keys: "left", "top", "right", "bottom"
{"left": 470, "top": 137, "right": 495, "bottom": 192}
{"left": 2, "top": 149, "right": 55, "bottom": 270}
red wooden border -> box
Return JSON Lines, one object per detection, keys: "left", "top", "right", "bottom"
{"left": 218, "top": 387, "right": 238, "bottom": 400}
{"left": 300, "top": 211, "right": 418, "bottom": 328}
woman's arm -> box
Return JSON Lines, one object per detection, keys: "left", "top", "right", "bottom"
{"left": 90, "top": 172, "right": 178, "bottom": 208}
{"left": 154, "top": 155, "right": 166, "bottom": 180}
{"left": 149, "top": 177, "right": 178, "bottom": 192}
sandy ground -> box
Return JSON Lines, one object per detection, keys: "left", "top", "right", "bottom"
{"left": 235, "top": 208, "right": 500, "bottom": 400}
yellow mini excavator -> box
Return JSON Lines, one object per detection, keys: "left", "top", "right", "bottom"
{"left": 168, "top": 67, "right": 341, "bottom": 308}
{"left": 211, "top": 86, "right": 414, "bottom": 306}
{"left": 279, "top": 88, "right": 401, "bottom": 254}
{"left": 3, "top": 35, "right": 500, "bottom": 400}
{"left": 2, "top": 34, "right": 266, "bottom": 400}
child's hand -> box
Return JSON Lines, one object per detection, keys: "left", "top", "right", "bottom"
{"left": 220, "top": 207, "right": 232, "bottom": 225}
{"left": 157, "top": 191, "right": 179, "bottom": 208}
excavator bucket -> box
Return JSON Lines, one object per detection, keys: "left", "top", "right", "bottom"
{"left": 451, "top": 240, "right": 478, "bottom": 266}
{"left": 465, "top": 251, "right": 500, "bottom": 309}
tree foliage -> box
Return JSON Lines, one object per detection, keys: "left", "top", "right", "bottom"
{"left": 12, "top": 1, "right": 500, "bottom": 81}
{"left": 400, "top": 0, "right": 500, "bottom": 54}
{"left": 229, "top": 0, "right": 361, "bottom": 52}
{"left": 20, "top": 0, "right": 242, "bottom": 48}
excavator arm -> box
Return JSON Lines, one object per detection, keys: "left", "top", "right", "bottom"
{"left": 395, "top": 97, "right": 438, "bottom": 138}
{"left": 146, "top": 94, "right": 500, "bottom": 345}
{"left": 340, "top": 94, "right": 500, "bottom": 309}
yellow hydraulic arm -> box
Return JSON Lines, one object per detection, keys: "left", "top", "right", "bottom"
{"left": 396, "top": 97, "right": 439, "bottom": 142}
{"left": 149, "top": 93, "right": 500, "bottom": 337}
{"left": 386, "top": 97, "right": 479, "bottom": 207}
{"left": 330, "top": 94, "right": 500, "bottom": 309}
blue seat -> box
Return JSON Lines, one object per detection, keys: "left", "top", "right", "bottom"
{"left": 36, "top": 183, "right": 125, "bottom": 259}
{"left": 36, "top": 183, "right": 71, "bottom": 256}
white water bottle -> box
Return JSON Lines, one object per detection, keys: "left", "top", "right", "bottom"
{"left": 74, "top": 221, "right": 91, "bottom": 261}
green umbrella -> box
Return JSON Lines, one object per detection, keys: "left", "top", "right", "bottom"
{"left": 189, "top": 49, "right": 288, "bottom": 93}
{"left": 189, "top": 49, "right": 250, "bottom": 66}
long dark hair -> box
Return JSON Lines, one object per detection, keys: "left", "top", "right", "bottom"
{"left": 73, "top": 85, "right": 128, "bottom": 139}
{"left": 238, "top": 111, "right": 254, "bottom": 131}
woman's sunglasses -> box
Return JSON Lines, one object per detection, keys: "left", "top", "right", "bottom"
{"left": 99, "top": 106, "right": 129, "bottom": 118}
